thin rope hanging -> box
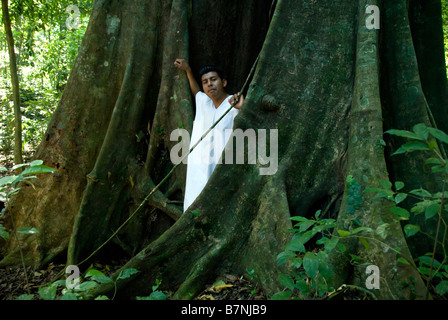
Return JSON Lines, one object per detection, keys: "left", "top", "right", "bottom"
{"left": 76, "top": 53, "right": 261, "bottom": 266}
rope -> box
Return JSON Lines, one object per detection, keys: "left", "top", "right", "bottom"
{"left": 75, "top": 53, "right": 260, "bottom": 266}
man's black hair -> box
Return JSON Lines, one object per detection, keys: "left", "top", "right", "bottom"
{"left": 199, "top": 65, "right": 225, "bottom": 80}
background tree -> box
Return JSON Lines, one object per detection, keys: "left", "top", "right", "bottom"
{"left": 443, "top": 0, "right": 448, "bottom": 72}
{"left": 1, "top": 0, "right": 447, "bottom": 300}
{"left": 2, "top": 0, "right": 22, "bottom": 166}
{"left": 0, "top": 0, "right": 92, "bottom": 162}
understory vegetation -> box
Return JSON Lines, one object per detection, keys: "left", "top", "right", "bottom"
{"left": 273, "top": 124, "right": 448, "bottom": 300}
{"left": 1, "top": 0, "right": 92, "bottom": 163}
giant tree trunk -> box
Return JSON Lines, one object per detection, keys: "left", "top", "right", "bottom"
{"left": 1, "top": 0, "right": 447, "bottom": 300}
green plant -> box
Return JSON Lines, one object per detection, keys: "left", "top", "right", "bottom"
{"left": 245, "top": 269, "right": 259, "bottom": 297}
{"left": 18, "top": 267, "right": 171, "bottom": 300}
{"left": 0, "top": 160, "right": 56, "bottom": 239}
{"left": 273, "top": 123, "right": 448, "bottom": 299}
{"left": 272, "top": 209, "right": 340, "bottom": 300}
{"left": 18, "top": 267, "right": 140, "bottom": 300}
{"left": 0, "top": 160, "right": 56, "bottom": 199}
{"left": 246, "top": 268, "right": 258, "bottom": 281}
{"left": 370, "top": 123, "right": 448, "bottom": 298}
{"left": 1, "top": 160, "right": 56, "bottom": 294}
{"left": 136, "top": 279, "right": 168, "bottom": 300}
{"left": 0, "top": 1, "right": 93, "bottom": 159}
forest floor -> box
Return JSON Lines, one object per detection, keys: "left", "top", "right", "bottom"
{"left": 1, "top": 152, "right": 266, "bottom": 301}
{"left": 0, "top": 260, "right": 266, "bottom": 300}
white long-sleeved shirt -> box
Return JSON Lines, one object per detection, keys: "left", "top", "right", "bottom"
{"left": 183, "top": 91, "right": 239, "bottom": 212}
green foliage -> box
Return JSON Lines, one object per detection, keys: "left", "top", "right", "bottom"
{"left": 1, "top": 0, "right": 92, "bottom": 155}
{"left": 272, "top": 187, "right": 382, "bottom": 300}
{"left": 0, "top": 160, "right": 56, "bottom": 200}
{"left": 136, "top": 279, "right": 168, "bottom": 300}
{"left": 17, "top": 266, "right": 170, "bottom": 300}
{"left": 192, "top": 209, "right": 200, "bottom": 217}
{"left": 378, "top": 123, "right": 448, "bottom": 297}
{"left": 1, "top": 160, "right": 56, "bottom": 297}
{"left": 245, "top": 269, "right": 259, "bottom": 297}
{"left": 272, "top": 210, "right": 341, "bottom": 300}
{"left": 274, "top": 123, "right": 448, "bottom": 299}
{"left": 0, "top": 160, "right": 56, "bottom": 240}
{"left": 17, "top": 267, "right": 140, "bottom": 300}
{"left": 246, "top": 268, "right": 258, "bottom": 280}
{"left": 0, "top": 223, "right": 9, "bottom": 240}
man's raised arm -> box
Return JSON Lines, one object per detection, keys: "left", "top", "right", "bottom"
{"left": 174, "top": 58, "right": 200, "bottom": 97}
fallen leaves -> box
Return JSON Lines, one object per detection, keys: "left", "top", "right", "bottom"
{"left": 0, "top": 263, "right": 64, "bottom": 300}
{"left": 196, "top": 274, "right": 265, "bottom": 301}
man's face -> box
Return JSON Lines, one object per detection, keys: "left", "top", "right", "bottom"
{"left": 201, "top": 71, "right": 227, "bottom": 100}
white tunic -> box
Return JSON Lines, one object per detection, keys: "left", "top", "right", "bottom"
{"left": 183, "top": 91, "right": 239, "bottom": 212}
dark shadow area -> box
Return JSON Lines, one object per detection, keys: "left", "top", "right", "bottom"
{"left": 189, "top": 0, "right": 274, "bottom": 94}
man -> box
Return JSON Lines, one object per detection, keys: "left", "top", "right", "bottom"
{"left": 174, "top": 58, "right": 244, "bottom": 212}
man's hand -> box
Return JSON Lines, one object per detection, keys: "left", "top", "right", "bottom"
{"left": 174, "top": 58, "right": 200, "bottom": 96}
{"left": 174, "top": 58, "right": 191, "bottom": 72}
{"left": 229, "top": 92, "right": 244, "bottom": 110}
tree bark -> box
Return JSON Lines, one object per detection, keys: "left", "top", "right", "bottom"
{"left": 2, "top": 0, "right": 23, "bottom": 166}
{"left": 329, "top": 0, "right": 428, "bottom": 300}
{"left": 1, "top": 0, "right": 446, "bottom": 300}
